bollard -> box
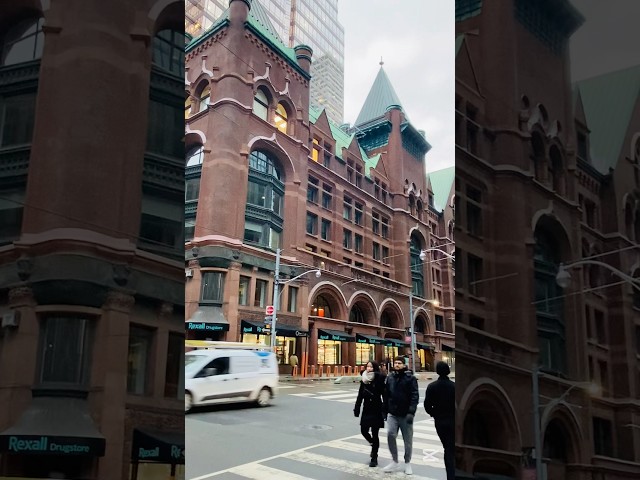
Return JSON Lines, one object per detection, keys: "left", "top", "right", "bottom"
{"left": 292, "top": 365, "right": 298, "bottom": 377}
{"left": 319, "top": 365, "right": 324, "bottom": 377}
{"left": 310, "top": 364, "right": 316, "bottom": 377}
{"left": 341, "top": 366, "right": 346, "bottom": 376}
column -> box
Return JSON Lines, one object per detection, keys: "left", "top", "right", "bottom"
{"left": 96, "top": 290, "right": 134, "bottom": 480}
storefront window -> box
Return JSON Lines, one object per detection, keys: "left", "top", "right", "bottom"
{"left": 384, "top": 346, "right": 399, "bottom": 362}
{"left": 254, "top": 279, "right": 268, "bottom": 307}
{"left": 274, "top": 337, "right": 295, "bottom": 365}
{"left": 127, "top": 325, "right": 153, "bottom": 395}
{"left": 318, "top": 339, "right": 341, "bottom": 364}
{"left": 355, "top": 344, "right": 374, "bottom": 366}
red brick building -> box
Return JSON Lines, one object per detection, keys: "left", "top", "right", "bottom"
{"left": 0, "top": 1, "right": 184, "bottom": 478}
{"left": 455, "top": 1, "right": 640, "bottom": 478}
{"left": 185, "top": 0, "right": 454, "bottom": 375}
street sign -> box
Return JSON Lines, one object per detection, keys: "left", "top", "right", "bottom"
{"left": 265, "top": 305, "right": 274, "bottom": 315}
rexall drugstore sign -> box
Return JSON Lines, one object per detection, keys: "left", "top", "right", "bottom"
{"left": 4, "top": 435, "right": 103, "bottom": 455}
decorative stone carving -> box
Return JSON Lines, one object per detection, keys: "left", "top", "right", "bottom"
{"left": 103, "top": 290, "right": 135, "bottom": 311}
{"left": 9, "top": 286, "right": 35, "bottom": 307}
{"left": 112, "top": 264, "right": 131, "bottom": 286}
{"left": 158, "top": 302, "right": 173, "bottom": 318}
{"left": 16, "top": 256, "right": 34, "bottom": 281}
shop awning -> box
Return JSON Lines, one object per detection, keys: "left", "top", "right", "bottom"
{"left": 241, "top": 320, "right": 308, "bottom": 337}
{"left": 0, "top": 397, "right": 105, "bottom": 456}
{"left": 356, "top": 333, "right": 386, "bottom": 345}
{"left": 132, "top": 428, "right": 184, "bottom": 464}
{"left": 416, "top": 342, "right": 436, "bottom": 351}
{"left": 384, "top": 338, "right": 408, "bottom": 347}
{"left": 442, "top": 344, "right": 455, "bottom": 351}
{"left": 186, "top": 306, "right": 229, "bottom": 332}
{"left": 318, "top": 328, "right": 355, "bottom": 342}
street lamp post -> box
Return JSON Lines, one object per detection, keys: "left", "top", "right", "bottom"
{"left": 408, "top": 247, "right": 454, "bottom": 373}
{"left": 556, "top": 260, "right": 640, "bottom": 291}
{"left": 269, "top": 248, "right": 322, "bottom": 350}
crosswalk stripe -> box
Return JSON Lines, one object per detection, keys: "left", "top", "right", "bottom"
{"left": 286, "top": 450, "right": 440, "bottom": 479}
{"left": 229, "top": 464, "right": 310, "bottom": 479}
{"left": 278, "top": 385, "right": 297, "bottom": 389}
{"left": 324, "top": 438, "right": 444, "bottom": 465}
{"left": 288, "top": 392, "right": 316, "bottom": 397}
{"left": 317, "top": 389, "right": 350, "bottom": 394}
{"left": 310, "top": 392, "right": 358, "bottom": 400}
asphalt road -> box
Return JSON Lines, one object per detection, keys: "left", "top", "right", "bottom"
{"left": 186, "top": 380, "right": 447, "bottom": 480}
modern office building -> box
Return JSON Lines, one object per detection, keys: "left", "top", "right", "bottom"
{"left": 185, "top": 0, "right": 345, "bottom": 124}
{"left": 185, "top": 0, "right": 454, "bottom": 375}
{"left": 0, "top": 1, "right": 184, "bottom": 478}
{"left": 455, "top": 0, "right": 640, "bottom": 478}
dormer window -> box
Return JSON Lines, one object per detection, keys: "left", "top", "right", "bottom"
{"left": 253, "top": 89, "right": 269, "bottom": 121}
{"left": 198, "top": 85, "right": 211, "bottom": 113}
{"left": 1, "top": 17, "right": 45, "bottom": 66}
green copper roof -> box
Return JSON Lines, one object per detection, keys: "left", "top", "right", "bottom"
{"left": 310, "top": 105, "right": 355, "bottom": 160}
{"left": 186, "top": 0, "right": 305, "bottom": 77}
{"left": 575, "top": 65, "right": 640, "bottom": 173}
{"left": 427, "top": 166, "right": 455, "bottom": 212}
{"left": 355, "top": 66, "right": 405, "bottom": 127}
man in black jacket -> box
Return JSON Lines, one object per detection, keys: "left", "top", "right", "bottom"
{"left": 423, "top": 361, "right": 455, "bottom": 480}
{"left": 382, "top": 356, "right": 419, "bottom": 475}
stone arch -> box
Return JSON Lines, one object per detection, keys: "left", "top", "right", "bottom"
{"left": 275, "top": 96, "right": 296, "bottom": 135}
{"left": 347, "top": 291, "right": 378, "bottom": 325}
{"left": 148, "top": 0, "right": 183, "bottom": 30}
{"left": 247, "top": 134, "right": 297, "bottom": 184}
{"left": 459, "top": 378, "right": 522, "bottom": 451}
{"left": 540, "top": 403, "right": 584, "bottom": 464}
{"left": 308, "top": 282, "right": 348, "bottom": 321}
{"left": 413, "top": 308, "right": 431, "bottom": 334}
{"left": 379, "top": 300, "right": 404, "bottom": 330}
{"left": 254, "top": 81, "right": 276, "bottom": 106}
{"left": 530, "top": 128, "right": 546, "bottom": 181}
{"left": 185, "top": 128, "right": 206, "bottom": 148}
{"left": 531, "top": 211, "right": 573, "bottom": 261}
{"left": 413, "top": 311, "right": 429, "bottom": 334}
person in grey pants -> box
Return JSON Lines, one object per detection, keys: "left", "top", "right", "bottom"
{"left": 382, "top": 356, "right": 419, "bottom": 475}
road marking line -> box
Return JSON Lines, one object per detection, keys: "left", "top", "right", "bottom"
{"left": 317, "top": 389, "right": 351, "bottom": 394}
{"left": 307, "top": 392, "right": 358, "bottom": 400}
{"left": 227, "top": 464, "right": 310, "bottom": 479}
{"left": 286, "top": 450, "right": 439, "bottom": 479}
{"left": 288, "top": 393, "right": 315, "bottom": 397}
{"left": 324, "top": 438, "right": 445, "bottom": 466}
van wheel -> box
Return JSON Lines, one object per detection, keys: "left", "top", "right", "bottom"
{"left": 185, "top": 392, "right": 193, "bottom": 413}
{"left": 256, "top": 388, "right": 271, "bottom": 407}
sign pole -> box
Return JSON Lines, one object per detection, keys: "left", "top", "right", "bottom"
{"left": 270, "top": 248, "right": 281, "bottom": 350}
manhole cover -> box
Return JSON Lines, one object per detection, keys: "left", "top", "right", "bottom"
{"left": 300, "top": 424, "right": 333, "bottom": 431}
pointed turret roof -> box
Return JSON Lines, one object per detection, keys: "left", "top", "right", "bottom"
{"left": 355, "top": 65, "right": 406, "bottom": 127}
{"left": 574, "top": 64, "right": 640, "bottom": 173}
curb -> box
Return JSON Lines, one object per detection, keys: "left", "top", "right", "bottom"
{"left": 279, "top": 374, "right": 455, "bottom": 384}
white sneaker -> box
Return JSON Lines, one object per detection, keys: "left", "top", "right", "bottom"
{"left": 404, "top": 463, "right": 413, "bottom": 475}
{"left": 383, "top": 461, "right": 400, "bottom": 472}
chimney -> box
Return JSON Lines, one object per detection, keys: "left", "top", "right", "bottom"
{"left": 294, "top": 44, "right": 313, "bottom": 73}
{"left": 229, "top": 0, "right": 251, "bottom": 25}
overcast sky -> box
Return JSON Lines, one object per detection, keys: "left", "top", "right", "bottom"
{"left": 337, "top": 0, "right": 454, "bottom": 175}
{"left": 570, "top": 0, "right": 640, "bottom": 81}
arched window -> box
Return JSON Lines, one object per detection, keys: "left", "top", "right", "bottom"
{"left": 625, "top": 202, "right": 634, "bottom": 239}
{"left": 253, "top": 88, "right": 269, "bottom": 121}
{"left": 416, "top": 199, "right": 423, "bottom": 221}
{"left": 531, "top": 132, "right": 545, "bottom": 182}
{"left": 381, "top": 311, "right": 393, "bottom": 328}
{"left": 1, "top": 17, "right": 44, "bottom": 66}
{"left": 152, "top": 29, "right": 184, "bottom": 77}
{"left": 534, "top": 228, "right": 565, "bottom": 374}
{"left": 409, "top": 195, "right": 416, "bottom": 216}
{"left": 550, "top": 146, "right": 564, "bottom": 194}
{"left": 410, "top": 234, "right": 424, "bottom": 298}
{"left": 186, "top": 145, "right": 204, "bottom": 167}
{"left": 543, "top": 420, "right": 568, "bottom": 461}
{"left": 185, "top": 96, "right": 193, "bottom": 118}
{"left": 274, "top": 103, "right": 288, "bottom": 133}
{"left": 349, "top": 304, "right": 365, "bottom": 324}
{"left": 244, "top": 150, "right": 284, "bottom": 250}
{"left": 198, "top": 84, "right": 210, "bottom": 113}
{"left": 311, "top": 295, "right": 333, "bottom": 318}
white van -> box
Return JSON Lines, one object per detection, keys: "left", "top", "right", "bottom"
{"left": 184, "top": 344, "right": 278, "bottom": 413}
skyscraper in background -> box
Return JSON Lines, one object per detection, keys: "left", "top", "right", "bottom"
{"left": 185, "top": 0, "right": 345, "bottom": 124}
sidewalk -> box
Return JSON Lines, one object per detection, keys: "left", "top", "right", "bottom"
{"left": 279, "top": 372, "right": 455, "bottom": 384}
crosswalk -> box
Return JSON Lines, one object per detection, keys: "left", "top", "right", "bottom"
{"left": 193, "top": 419, "right": 446, "bottom": 479}
{"left": 288, "top": 388, "right": 428, "bottom": 405}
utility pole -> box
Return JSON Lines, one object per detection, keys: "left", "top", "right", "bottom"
{"left": 270, "top": 248, "right": 281, "bottom": 350}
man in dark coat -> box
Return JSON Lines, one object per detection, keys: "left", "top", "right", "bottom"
{"left": 382, "top": 356, "right": 419, "bottom": 475}
{"left": 423, "top": 361, "right": 455, "bottom": 480}
{"left": 354, "top": 360, "right": 385, "bottom": 467}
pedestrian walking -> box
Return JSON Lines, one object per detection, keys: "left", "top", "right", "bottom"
{"left": 353, "top": 361, "right": 386, "bottom": 467}
{"left": 382, "top": 356, "right": 419, "bottom": 475}
{"left": 423, "top": 361, "right": 455, "bottom": 480}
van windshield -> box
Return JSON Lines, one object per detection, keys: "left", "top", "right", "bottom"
{"left": 185, "top": 354, "right": 208, "bottom": 374}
